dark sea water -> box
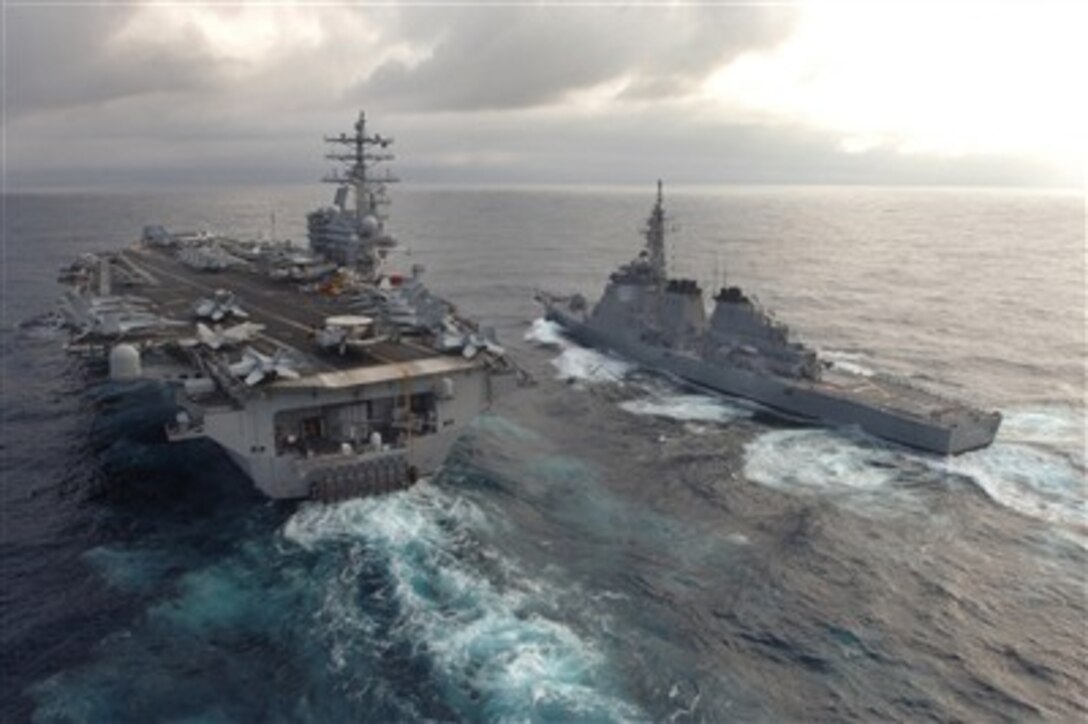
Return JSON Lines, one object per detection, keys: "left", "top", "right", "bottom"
{"left": 2, "top": 185, "right": 1085, "bottom": 722}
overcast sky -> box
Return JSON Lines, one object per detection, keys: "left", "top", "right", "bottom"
{"left": 3, "top": 1, "right": 1084, "bottom": 189}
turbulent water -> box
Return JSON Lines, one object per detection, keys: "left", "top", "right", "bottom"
{"left": 2, "top": 185, "right": 1085, "bottom": 722}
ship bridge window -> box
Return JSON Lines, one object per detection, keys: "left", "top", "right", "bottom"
{"left": 406, "top": 393, "right": 438, "bottom": 436}
{"left": 375, "top": 393, "right": 438, "bottom": 443}
{"left": 301, "top": 416, "right": 324, "bottom": 439}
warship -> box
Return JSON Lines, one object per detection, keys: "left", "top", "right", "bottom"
{"left": 539, "top": 182, "right": 1001, "bottom": 455}
{"left": 56, "top": 111, "right": 529, "bottom": 500}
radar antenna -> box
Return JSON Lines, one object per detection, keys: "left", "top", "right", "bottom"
{"left": 322, "top": 111, "right": 399, "bottom": 225}
{"left": 643, "top": 179, "right": 668, "bottom": 284}
{"left": 310, "top": 111, "right": 399, "bottom": 276}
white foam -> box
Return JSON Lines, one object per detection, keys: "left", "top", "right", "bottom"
{"left": 525, "top": 317, "right": 633, "bottom": 384}
{"left": 743, "top": 407, "right": 1087, "bottom": 537}
{"left": 930, "top": 405, "right": 1086, "bottom": 537}
{"left": 724, "top": 532, "right": 751, "bottom": 546}
{"left": 283, "top": 484, "right": 641, "bottom": 720}
{"left": 940, "top": 442, "right": 1086, "bottom": 533}
{"left": 744, "top": 429, "right": 906, "bottom": 496}
{"left": 524, "top": 318, "right": 567, "bottom": 347}
{"left": 284, "top": 484, "right": 457, "bottom": 551}
{"left": 619, "top": 393, "right": 748, "bottom": 424}
{"left": 998, "top": 405, "right": 1086, "bottom": 457}
{"left": 551, "top": 346, "right": 633, "bottom": 384}
{"left": 822, "top": 349, "right": 875, "bottom": 377}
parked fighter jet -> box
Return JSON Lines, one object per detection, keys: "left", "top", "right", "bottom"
{"left": 62, "top": 290, "right": 184, "bottom": 340}
{"left": 193, "top": 290, "right": 248, "bottom": 322}
{"left": 229, "top": 347, "right": 301, "bottom": 386}
{"left": 181, "top": 321, "right": 266, "bottom": 350}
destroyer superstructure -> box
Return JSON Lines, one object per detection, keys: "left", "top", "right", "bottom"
{"left": 540, "top": 182, "right": 1001, "bottom": 455}
{"left": 57, "top": 112, "right": 528, "bottom": 500}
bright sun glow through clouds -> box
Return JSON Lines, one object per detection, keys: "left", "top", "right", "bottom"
{"left": 705, "top": 1, "right": 1087, "bottom": 181}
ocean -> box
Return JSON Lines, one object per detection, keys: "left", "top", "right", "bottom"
{"left": 2, "top": 185, "right": 1085, "bottom": 722}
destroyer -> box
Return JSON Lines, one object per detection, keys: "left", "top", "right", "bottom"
{"left": 57, "top": 111, "right": 528, "bottom": 500}
{"left": 539, "top": 182, "right": 1001, "bottom": 455}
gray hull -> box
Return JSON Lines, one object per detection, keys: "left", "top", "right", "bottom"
{"left": 546, "top": 306, "right": 1000, "bottom": 455}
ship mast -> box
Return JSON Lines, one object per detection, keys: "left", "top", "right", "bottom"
{"left": 322, "top": 111, "right": 398, "bottom": 227}
{"left": 644, "top": 179, "right": 668, "bottom": 284}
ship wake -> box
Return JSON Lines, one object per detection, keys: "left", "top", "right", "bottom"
{"left": 525, "top": 318, "right": 632, "bottom": 384}
{"left": 619, "top": 391, "right": 750, "bottom": 424}
{"left": 33, "top": 478, "right": 641, "bottom": 722}
{"left": 526, "top": 317, "right": 750, "bottom": 425}
{"left": 283, "top": 482, "right": 643, "bottom": 721}
{"left": 742, "top": 405, "right": 1086, "bottom": 541}
{"left": 938, "top": 406, "right": 1086, "bottom": 536}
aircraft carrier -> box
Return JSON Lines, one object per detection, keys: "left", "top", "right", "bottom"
{"left": 57, "top": 111, "right": 528, "bottom": 500}
{"left": 539, "top": 182, "right": 1001, "bottom": 455}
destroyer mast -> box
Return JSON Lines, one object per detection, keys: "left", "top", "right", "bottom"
{"left": 643, "top": 179, "right": 668, "bottom": 285}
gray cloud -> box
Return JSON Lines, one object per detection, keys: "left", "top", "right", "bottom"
{"left": 1, "top": 4, "right": 1073, "bottom": 190}
{"left": 359, "top": 6, "right": 793, "bottom": 111}
{"left": 386, "top": 112, "right": 1066, "bottom": 188}
{"left": 5, "top": 6, "right": 221, "bottom": 117}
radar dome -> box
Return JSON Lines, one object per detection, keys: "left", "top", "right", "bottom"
{"left": 109, "top": 344, "right": 142, "bottom": 380}
{"left": 360, "top": 215, "right": 381, "bottom": 236}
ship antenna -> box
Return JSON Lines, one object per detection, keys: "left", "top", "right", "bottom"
{"left": 645, "top": 178, "right": 668, "bottom": 283}
{"left": 323, "top": 111, "right": 398, "bottom": 222}
{"left": 714, "top": 251, "right": 721, "bottom": 294}
{"left": 318, "top": 110, "right": 400, "bottom": 273}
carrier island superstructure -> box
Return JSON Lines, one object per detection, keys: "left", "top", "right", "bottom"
{"left": 540, "top": 182, "right": 1001, "bottom": 455}
{"left": 58, "top": 112, "right": 529, "bottom": 500}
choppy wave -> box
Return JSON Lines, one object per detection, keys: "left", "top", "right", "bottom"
{"left": 284, "top": 483, "right": 642, "bottom": 721}
{"left": 619, "top": 393, "right": 749, "bottom": 424}
{"left": 526, "top": 319, "right": 750, "bottom": 422}
{"left": 742, "top": 428, "right": 921, "bottom": 514}
{"left": 742, "top": 406, "right": 1086, "bottom": 538}
{"left": 552, "top": 347, "right": 633, "bottom": 384}
{"left": 525, "top": 318, "right": 633, "bottom": 384}
{"left": 938, "top": 405, "right": 1086, "bottom": 535}
{"left": 941, "top": 443, "right": 1086, "bottom": 532}
{"left": 998, "top": 405, "right": 1085, "bottom": 457}
{"left": 35, "top": 483, "right": 641, "bottom": 722}
{"left": 821, "top": 349, "right": 876, "bottom": 377}
{"left": 524, "top": 318, "right": 567, "bottom": 348}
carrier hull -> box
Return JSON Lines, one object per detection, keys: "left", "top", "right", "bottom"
{"left": 56, "top": 111, "right": 530, "bottom": 501}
